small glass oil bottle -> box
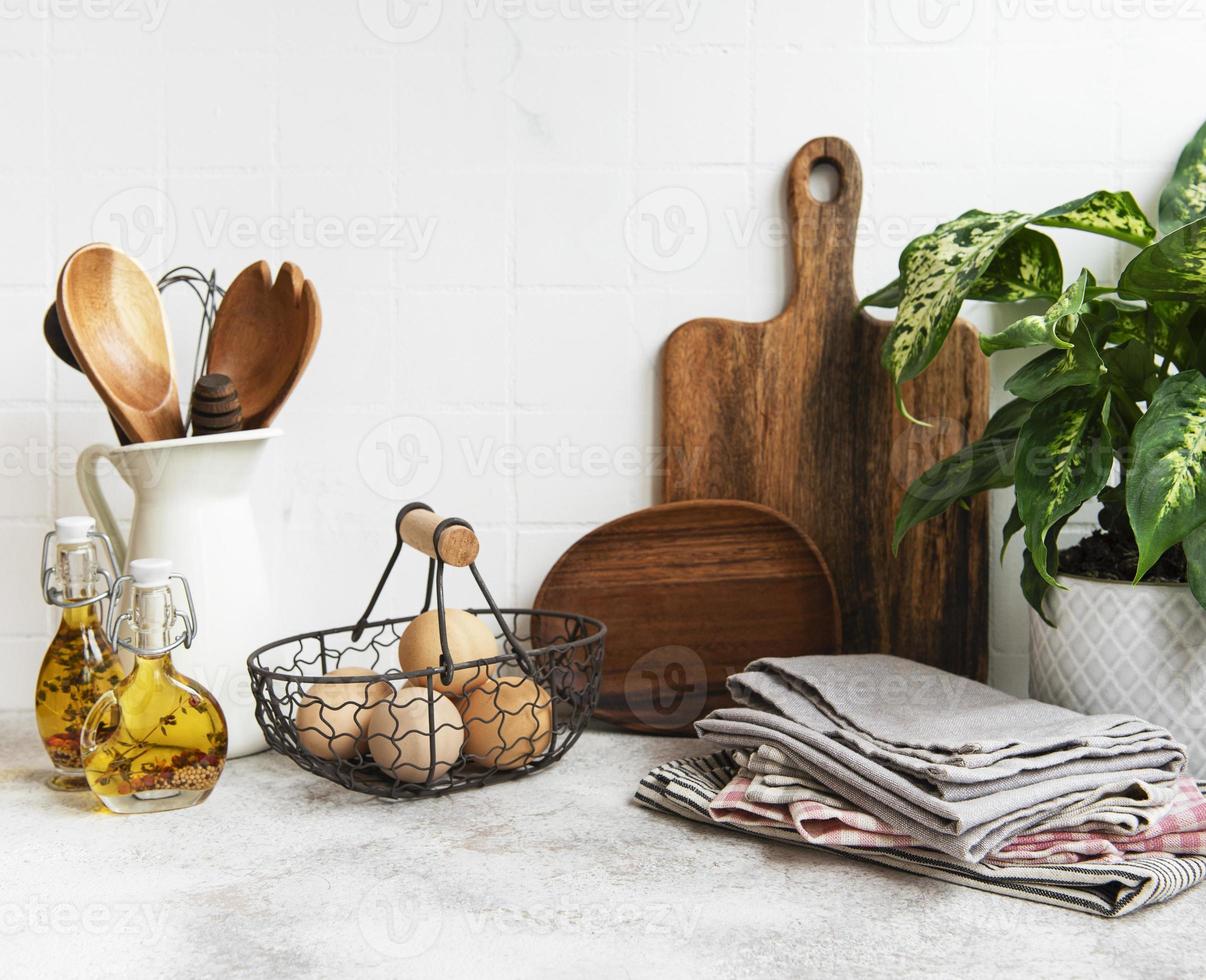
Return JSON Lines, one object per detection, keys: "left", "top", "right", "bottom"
{"left": 81, "top": 558, "right": 228, "bottom": 814}
{"left": 35, "top": 516, "right": 125, "bottom": 791}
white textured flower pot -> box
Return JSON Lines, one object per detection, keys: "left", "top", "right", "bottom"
{"left": 1029, "top": 575, "right": 1206, "bottom": 768}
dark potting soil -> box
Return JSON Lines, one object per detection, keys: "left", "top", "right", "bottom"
{"left": 1059, "top": 529, "right": 1187, "bottom": 584}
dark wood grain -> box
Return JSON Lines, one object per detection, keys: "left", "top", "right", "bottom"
{"left": 190, "top": 372, "right": 244, "bottom": 436}
{"left": 533, "top": 499, "right": 841, "bottom": 734}
{"left": 662, "top": 137, "right": 989, "bottom": 680}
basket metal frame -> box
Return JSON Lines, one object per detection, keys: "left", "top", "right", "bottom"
{"left": 246, "top": 503, "right": 606, "bottom": 800}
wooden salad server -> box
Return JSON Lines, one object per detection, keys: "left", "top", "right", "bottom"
{"left": 207, "top": 260, "right": 321, "bottom": 429}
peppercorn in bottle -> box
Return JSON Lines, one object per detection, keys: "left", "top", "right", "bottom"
{"left": 82, "top": 558, "right": 227, "bottom": 814}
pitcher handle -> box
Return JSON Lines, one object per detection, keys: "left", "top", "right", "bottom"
{"left": 77, "top": 444, "right": 127, "bottom": 571}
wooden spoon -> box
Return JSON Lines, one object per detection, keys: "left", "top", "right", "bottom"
{"left": 207, "top": 261, "right": 321, "bottom": 429}
{"left": 42, "top": 302, "right": 78, "bottom": 370}
{"left": 43, "top": 303, "right": 131, "bottom": 446}
{"left": 56, "top": 244, "right": 184, "bottom": 444}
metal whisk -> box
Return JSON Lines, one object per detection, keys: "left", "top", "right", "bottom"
{"left": 155, "top": 266, "right": 224, "bottom": 435}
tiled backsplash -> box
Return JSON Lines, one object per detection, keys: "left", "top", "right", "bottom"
{"left": 1, "top": 0, "right": 1196, "bottom": 707}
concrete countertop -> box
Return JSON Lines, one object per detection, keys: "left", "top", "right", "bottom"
{"left": 2, "top": 711, "right": 1201, "bottom": 979}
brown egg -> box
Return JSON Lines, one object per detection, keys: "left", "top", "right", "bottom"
{"left": 368, "top": 686, "right": 465, "bottom": 784}
{"left": 295, "top": 666, "right": 394, "bottom": 761}
{"left": 397, "top": 609, "right": 497, "bottom": 697}
{"left": 459, "top": 676, "right": 553, "bottom": 771}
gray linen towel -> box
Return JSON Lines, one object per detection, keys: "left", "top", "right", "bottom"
{"left": 741, "top": 744, "right": 1179, "bottom": 838}
{"left": 695, "top": 708, "right": 1179, "bottom": 861}
{"left": 732, "top": 668, "right": 1178, "bottom": 793}
{"left": 729, "top": 655, "right": 1185, "bottom": 782}
{"left": 695, "top": 655, "right": 1187, "bottom": 862}
{"left": 635, "top": 752, "right": 1206, "bottom": 917}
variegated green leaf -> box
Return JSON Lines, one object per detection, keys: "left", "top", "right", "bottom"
{"left": 882, "top": 210, "right": 1032, "bottom": 383}
{"left": 1153, "top": 300, "right": 1195, "bottom": 328}
{"left": 980, "top": 270, "right": 1092, "bottom": 355}
{"left": 1118, "top": 216, "right": 1206, "bottom": 303}
{"left": 1184, "top": 522, "right": 1206, "bottom": 609}
{"left": 1003, "top": 320, "right": 1105, "bottom": 402}
{"left": 1160, "top": 120, "right": 1206, "bottom": 235}
{"left": 966, "top": 228, "right": 1064, "bottom": 302}
{"left": 1102, "top": 341, "right": 1158, "bottom": 402}
{"left": 1153, "top": 302, "right": 1205, "bottom": 370}
{"left": 1102, "top": 299, "right": 1199, "bottom": 370}
{"left": 1032, "top": 190, "right": 1156, "bottom": 247}
{"left": 1021, "top": 521, "right": 1067, "bottom": 625}
{"left": 1001, "top": 502, "right": 1023, "bottom": 562}
{"left": 1101, "top": 298, "right": 1154, "bottom": 344}
{"left": 1185, "top": 308, "right": 1206, "bottom": 373}
{"left": 891, "top": 434, "right": 1017, "bottom": 552}
{"left": 892, "top": 399, "right": 1030, "bottom": 552}
{"left": 1016, "top": 389, "right": 1113, "bottom": 587}
{"left": 1126, "top": 370, "right": 1206, "bottom": 579}
{"left": 982, "top": 397, "right": 1034, "bottom": 438}
{"left": 860, "top": 278, "right": 902, "bottom": 309}
{"left": 862, "top": 228, "right": 1062, "bottom": 310}
{"left": 883, "top": 194, "right": 1153, "bottom": 388}
{"left": 1020, "top": 549, "right": 1050, "bottom": 624}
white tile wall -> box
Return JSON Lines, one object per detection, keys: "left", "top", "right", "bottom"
{"left": 0, "top": 0, "right": 1196, "bottom": 708}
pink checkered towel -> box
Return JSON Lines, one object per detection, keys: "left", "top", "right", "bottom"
{"left": 638, "top": 753, "right": 1206, "bottom": 916}
{"left": 710, "top": 772, "right": 1206, "bottom": 865}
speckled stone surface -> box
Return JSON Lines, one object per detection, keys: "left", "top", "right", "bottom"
{"left": 2, "top": 710, "right": 1203, "bottom": 979}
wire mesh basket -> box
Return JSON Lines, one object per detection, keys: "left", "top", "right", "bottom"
{"left": 246, "top": 503, "right": 605, "bottom": 799}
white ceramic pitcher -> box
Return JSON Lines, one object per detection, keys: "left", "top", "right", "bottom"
{"left": 76, "top": 428, "right": 281, "bottom": 758}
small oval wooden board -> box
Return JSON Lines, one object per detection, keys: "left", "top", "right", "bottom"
{"left": 533, "top": 500, "right": 840, "bottom": 735}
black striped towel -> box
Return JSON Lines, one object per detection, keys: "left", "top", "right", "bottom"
{"left": 635, "top": 752, "right": 1206, "bottom": 917}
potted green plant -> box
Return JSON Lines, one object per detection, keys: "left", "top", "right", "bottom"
{"left": 866, "top": 120, "right": 1206, "bottom": 758}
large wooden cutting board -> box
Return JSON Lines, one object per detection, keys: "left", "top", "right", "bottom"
{"left": 662, "top": 136, "right": 989, "bottom": 679}
{"left": 533, "top": 500, "right": 840, "bottom": 734}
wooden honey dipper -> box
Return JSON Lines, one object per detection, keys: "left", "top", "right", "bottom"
{"left": 190, "top": 373, "right": 244, "bottom": 437}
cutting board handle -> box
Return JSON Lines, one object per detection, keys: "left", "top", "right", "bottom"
{"left": 784, "top": 136, "right": 863, "bottom": 315}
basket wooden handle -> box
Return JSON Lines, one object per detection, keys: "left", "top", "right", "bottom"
{"left": 399, "top": 508, "right": 479, "bottom": 567}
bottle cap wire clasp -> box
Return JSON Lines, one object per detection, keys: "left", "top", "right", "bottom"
{"left": 106, "top": 568, "right": 199, "bottom": 657}
{"left": 40, "top": 522, "right": 120, "bottom": 611}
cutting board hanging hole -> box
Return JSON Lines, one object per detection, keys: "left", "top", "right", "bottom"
{"left": 807, "top": 160, "right": 841, "bottom": 203}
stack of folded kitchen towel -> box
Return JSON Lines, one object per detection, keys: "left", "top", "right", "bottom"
{"left": 636, "top": 654, "right": 1206, "bottom": 916}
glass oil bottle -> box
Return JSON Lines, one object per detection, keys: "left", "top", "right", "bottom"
{"left": 81, "top": 558, "right": 228, "bottom": 814}
{"left": 35, "top": 517, "right": 125, "bottom": 791}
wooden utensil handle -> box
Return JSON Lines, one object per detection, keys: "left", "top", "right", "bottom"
{"left": 785, "top": 136, "right": 863, "bottom": 310}
{"left": 398, "top": 508, "right": 480, "bottom": 567}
